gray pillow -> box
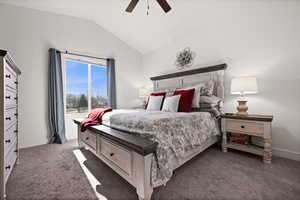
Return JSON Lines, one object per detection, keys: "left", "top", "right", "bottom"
{"left": 199, "top": 103, "right": 218, "bottom": 109}
{"left": 200, "top": 95, "right": 222, "bottom": 104}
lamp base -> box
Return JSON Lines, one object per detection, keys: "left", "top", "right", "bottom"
{"left": 236, "top": 100, "right": 248, "bottom": 115}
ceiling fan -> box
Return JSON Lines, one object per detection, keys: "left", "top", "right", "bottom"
{"left": 126, "top": 0, "right": 172, "bottom": 14}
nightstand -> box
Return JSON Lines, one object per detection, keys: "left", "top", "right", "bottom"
{"left": 221, "top": 113, "right": 274, "bottom": 163}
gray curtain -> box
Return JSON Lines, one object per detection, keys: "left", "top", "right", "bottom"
{"left": 48, "top": 48, "right": 66, "bottom": 144}
{"left": 107, "top": 58, "right": 117, "bottom": 109}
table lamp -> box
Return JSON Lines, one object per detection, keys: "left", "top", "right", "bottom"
{"left": 139, "top": 88, "right": 151, "bottom": 107}
{"left": 231, "top": 77, "right": 258, "bottom": 115}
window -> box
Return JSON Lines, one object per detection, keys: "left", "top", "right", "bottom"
{"left": 64, "top": 59, "right": 108, "bottom": 114}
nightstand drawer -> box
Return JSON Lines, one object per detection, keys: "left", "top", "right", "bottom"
{"left": 226, "top": 120, "right": 264, "bottom": 136}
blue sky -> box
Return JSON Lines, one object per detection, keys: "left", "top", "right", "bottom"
{"left": 66, "top": 60, "right": 107, "bottom": 97}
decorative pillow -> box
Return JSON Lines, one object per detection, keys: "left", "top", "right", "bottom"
{"left": 162, "top": 95, "right": 181, "bottom": 112}
{"left": 200, "top": 80, "right": 214, "bottom": 96}
{"left": 145, "top": 92, "right": 166, "bottom": 109}
{"left": 184, "top": 83, "right": 205, "bottom": 108}
{"left": 174, "top": 89, "right": 195, "bottom": 112}
{"left": 200, "top": 95, "right": 222, "bottom": 104}
{"left": 199, "top": 103, "right": 218, "bottom": 109}
{"left": 151, "top": 92, "right": 167, "bottom": 96}
{"left": 146, "top": 95, "right": 164, "bottom": 111}
{"left": 165, "top": 88, "right": 176, "bottom": 96}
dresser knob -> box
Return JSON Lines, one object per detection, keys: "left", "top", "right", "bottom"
{"left": 5, "top": 165, "right": 11, "bottom": 170}
{"left": 14, "top": 81, "right": 18, "bottom": 84}
{"left": 14, "top": 113, "right": 18, "bottom": 117}
{"left": 14, "top": 97, "right": 18, "bottom": 100}
{"left": 14, "top": 130, "right": 18, "bottom": 133}
{"left": 5, "top": 74, "right": 11, "bottom": 79}
{"left": 5, "top": 140, "right": 11, "bottom": 143}
{"left": 110, "top": 153, "right": 114, "bottom": 157}
{"left": 241, "top": 125, "right": 245, "bottom": 129}
{"left": 5, "top": 117, "right": 11, "bottom": 120}
{"left": 5, "top": 96, "right": 11, "bottom": 99}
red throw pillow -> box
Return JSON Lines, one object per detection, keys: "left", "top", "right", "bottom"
{"left": 145, "top": 92, "right": 167, "bottom": 109}
{"left": 174, "top": 89, "right": 195, "bottom": 112}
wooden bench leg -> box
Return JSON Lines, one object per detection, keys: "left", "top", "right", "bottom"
{"left": 133, "top": 153, "right": 153, "bottom": 200}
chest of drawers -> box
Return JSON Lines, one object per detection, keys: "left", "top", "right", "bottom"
{"left": 0, "top": 50, "right": 21, "bottom": 200}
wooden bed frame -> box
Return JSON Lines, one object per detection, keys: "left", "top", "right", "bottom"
{"left": 73, "top": 63, "right": 227, "bottom": 200}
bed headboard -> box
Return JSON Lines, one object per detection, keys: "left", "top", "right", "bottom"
{"left": 150, "top": 64, "right": 227, "bottom": 99}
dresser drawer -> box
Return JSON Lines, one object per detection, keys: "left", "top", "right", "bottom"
{"left": 4, "top": 108, "right": 17, "bottom": 128}
{"left": 100, "top": 138, "right": 132, "bottom": 175}
{"left": 80, "top": 130, "right": 97, "bottom": 150}
{"left": 4, "top": 88, "right": 17, "bottom": 109}
{"left": 226, "top": 119, "right": 264, "bottom": 136}
{"left": 4, "top": 63, "right": 18, "bottom": 90}
{"left": 4, "top": 123, "right": 17, "bottom": 157}
{"left": 4, "top": 140, "right": 17, "bottom": 184}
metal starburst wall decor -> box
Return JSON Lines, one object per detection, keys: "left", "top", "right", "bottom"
{"left": 175, "top": 47, "right": 196, "bottom": 70}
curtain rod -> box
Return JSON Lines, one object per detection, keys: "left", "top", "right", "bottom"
{"left": 54, "top": 49, "right": 109, "bottom": 61}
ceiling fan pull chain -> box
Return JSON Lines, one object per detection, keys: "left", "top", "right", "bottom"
{"left": 147, "top": 0, "right": 150, "bottom": 15}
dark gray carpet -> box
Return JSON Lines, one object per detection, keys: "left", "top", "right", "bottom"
{"left": 6, "top": 140, "right": 300, "bottom": 200}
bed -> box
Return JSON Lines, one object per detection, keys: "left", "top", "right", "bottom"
{"left": 73, "top": 63, "right": 227, "bottom": 200}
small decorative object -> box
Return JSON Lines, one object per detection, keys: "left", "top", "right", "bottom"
{"left": 175, "top": 47, "right": 195, "bottom": 70}
{"left": 231, "top": 77, "right": 258, "bottom": 115}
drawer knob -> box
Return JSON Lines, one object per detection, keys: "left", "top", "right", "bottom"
{"left": 5, "top": 165, "right": 11, "bottom": 170}
{"left": 241, "top": 125, "right": 245, "bottom": 129}
{"left": 5, "top": 140, "right": 11, "bottom": 143}
{"left": 5, "top": 96, "right": 11, "bottom": 99}
{"left": 85, "top": 137, "right": 89, "bottom": 140}
{"left": 14, "top": 97, "right": 18, "bottom": 100}
{"left": 14, "top": 113, "right": 18, "bottom": 117}
{"left": 14, "top": 130, "right": 18, "bottom": 133}
{"left": 6, "top": 117, "right": 11, "bottom": 120}
{"left": 110, "top": 153, "right": 114, "bottom": 157}
{"left": 5, "top": 74, "right": 11, "bottom": 79}
{"left": 14, "top": 81, "right": 18, "bottom": 85}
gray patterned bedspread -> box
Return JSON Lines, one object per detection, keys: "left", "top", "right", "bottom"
{"left": 102, "top": 109, "right": 220, "bottom": 187}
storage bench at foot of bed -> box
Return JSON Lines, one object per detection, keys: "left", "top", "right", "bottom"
{"left": 74, "top": 118, "right": 157, "bottom": 200}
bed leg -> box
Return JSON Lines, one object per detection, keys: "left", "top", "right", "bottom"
{"left": 134, "top": 153, "right": 153, "bottom": 200}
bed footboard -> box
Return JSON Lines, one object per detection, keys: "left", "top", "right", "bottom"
{"left": 74, "top": 118, "right": 157, "bottom": 200}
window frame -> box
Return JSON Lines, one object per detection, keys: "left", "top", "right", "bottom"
{"left": 61, "top": 54, "right": 107, "bottom": 114}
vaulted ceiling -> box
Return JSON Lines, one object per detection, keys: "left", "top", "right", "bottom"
{"left": 0, "top": 0, "right": 298, "bottom": 55}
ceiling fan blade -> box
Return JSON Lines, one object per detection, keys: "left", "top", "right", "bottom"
{"left": 156, "top": 0, "right": 172, "bottom": 13}
{"left": 126, "top": 0, "right": 139, "bottom": 13}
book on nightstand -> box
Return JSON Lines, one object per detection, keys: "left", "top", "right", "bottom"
{"left": 229, "top": 133, "right": 250, "bottom": 145}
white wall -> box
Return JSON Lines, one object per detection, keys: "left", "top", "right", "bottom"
{"left": 0, "top": 4, "right": 144, "bottom": 148}
{"left": 142, "top": 3, "right": 300, "bottom": 160}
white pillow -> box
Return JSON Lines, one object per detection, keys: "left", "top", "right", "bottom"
{"left": 146, "top": 95, "right": 164, "bottom": 111}
{"left": 184, "top": 83, "right": 205, "bottom": 108}
{"left": 162, "top": 95, "right": 181, "bottom": 112}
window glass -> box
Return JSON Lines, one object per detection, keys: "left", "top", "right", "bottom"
{"left": 91, "top": 65, "right": 108, "bottom": 109}
{"left": 65, "top": 60, "right": 108, "bottom": 114}
{"left": 66, "top": 60, "right": 88, "bottom": 113}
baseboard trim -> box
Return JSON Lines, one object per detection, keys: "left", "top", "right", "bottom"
{"left": 273, "top": 147, "right": 300, "bottom": 161}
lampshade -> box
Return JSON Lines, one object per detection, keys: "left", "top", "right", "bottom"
{"left": 139, "top": 88, "right": 150, "bottom": 97}
{"left": 231, "top": 77, "right": 258, "bottom": 95}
